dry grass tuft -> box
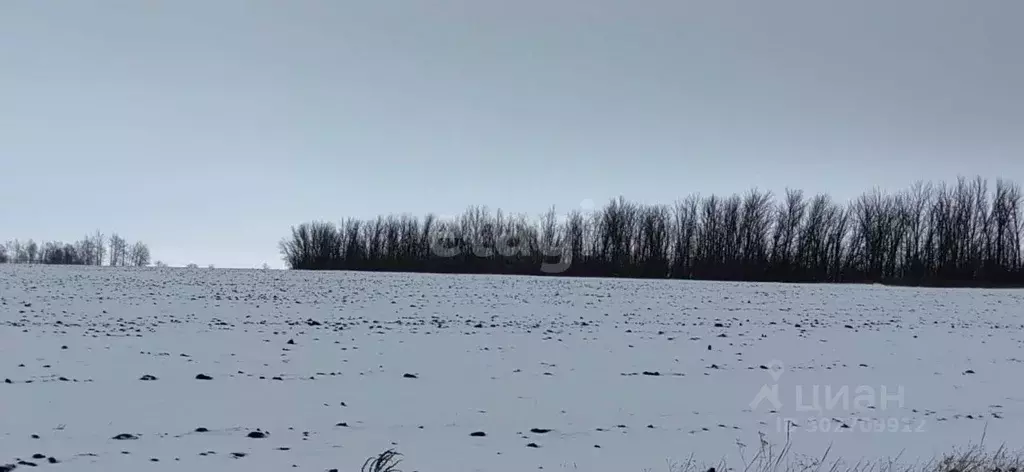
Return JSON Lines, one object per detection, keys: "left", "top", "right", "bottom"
{"left": 355, "top": 426, "right": 1021, "bottom": 472}
{"left": 361, "top": 448, "right": 403, "bottom": 472}
{"left": 655, "top": 425, "right": 1023, "bottom": 472}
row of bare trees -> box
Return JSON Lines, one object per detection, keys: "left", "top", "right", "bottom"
{"left": 279, "top": 177, "right": 1024, "bottom": 287}
{"left": 0, "top": 231, "right": 151, "bottom": 267}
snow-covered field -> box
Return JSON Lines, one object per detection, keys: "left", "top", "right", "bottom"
{"left": 2, "top": 265, "right": 1023, "bottom": 472}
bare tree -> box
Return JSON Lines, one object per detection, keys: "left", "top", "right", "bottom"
{"left": 276, "top": 176, "right": 1024, "bottom": 287}
{"left": 92, "top": 231, "right": 106, "bottom": 266}
{"left": 0, "top": 232, "right": 152, "bottom": 267}
{"left": 108, "top": 234, "right": 128, "bottom": 267}
{"left": 25, "top": 239, "right": 38, "bottom": 264}
{"left": 128, "top": 241, "right": 150, "bottom": 267}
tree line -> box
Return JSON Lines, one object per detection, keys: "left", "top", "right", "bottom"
{"left": 279, "top": 176, "right": 1024, "bottom": 287}
{"left": 0, "top": 231, "right": 152, "bottom": 267}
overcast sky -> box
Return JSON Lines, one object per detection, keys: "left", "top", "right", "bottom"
{"left": 2, "top": 0, "right": 1022, "bottom": 268}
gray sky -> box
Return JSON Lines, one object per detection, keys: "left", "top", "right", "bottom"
{"left": 2, "top": 0, "right": 1022, "bottom": 268}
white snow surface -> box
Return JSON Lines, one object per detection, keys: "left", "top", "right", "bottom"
{"left": 2, "top": 265, "right": 1023, "bottom": 471}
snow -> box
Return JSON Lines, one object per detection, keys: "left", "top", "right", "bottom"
{"left": 1, "top": 264, "right": 1023, "bottom": 471}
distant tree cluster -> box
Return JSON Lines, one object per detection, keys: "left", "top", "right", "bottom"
{"left": 280, "top": 176, "right": 1024, "bottom": 287}
{"left": 0, "top": 230, "right": 151, "bottom": 267}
